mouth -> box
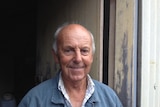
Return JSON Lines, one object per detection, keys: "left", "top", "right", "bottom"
{"left": 69, "top": 66, "right": 84, "bottom": 69}
{"left": 68, "top": 65, "right": 85, "bottom": 70}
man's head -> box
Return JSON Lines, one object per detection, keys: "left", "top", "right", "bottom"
{"left": 52, "top": 23, "right": 95, "bottom": 82}
{"left": 53, "top": 23, "right": 95, "bottom": 54}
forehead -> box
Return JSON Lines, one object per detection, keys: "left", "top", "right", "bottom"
{"left": 57, "top": 24, "right": 92, "bottom": 46}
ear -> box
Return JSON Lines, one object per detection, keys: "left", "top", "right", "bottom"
{"left": 52, "top": 49, "right": 59, "bottom": 64}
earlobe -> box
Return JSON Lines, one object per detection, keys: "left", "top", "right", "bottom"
{"left": 52, "top": 49, "right": 59, "bottom": 63}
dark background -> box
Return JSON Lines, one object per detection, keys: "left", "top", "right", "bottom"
{"left": 0, "top": 0, "right": 37, "bottom": 104}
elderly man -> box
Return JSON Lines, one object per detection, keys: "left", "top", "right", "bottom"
{"left": 18, "top": 23, "right": 123, "bottom": 107}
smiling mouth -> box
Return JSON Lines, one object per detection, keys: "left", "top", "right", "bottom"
{"left": 68, "top": 65, "right": 85, "bottom": 69}
{"left": 68, "top": 67, "right": 84, "bottom": 73}
{"left": 69, "top": 66, "right": 84, "bottom": 69}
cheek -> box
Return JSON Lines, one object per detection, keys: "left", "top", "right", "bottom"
{"left": 59, "top": 55, "right": 72, "bottom": 66}
{"left": 84, "top": 56, "right": 93, "bottom": 65}
{"left": 90, "top": 56, "right": 93, "bottom": 63}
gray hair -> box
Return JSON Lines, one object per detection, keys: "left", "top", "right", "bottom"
{"left": 52, "top": 23, "right": 96, "bottom": 54}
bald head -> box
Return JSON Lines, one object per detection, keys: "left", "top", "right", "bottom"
{"left": 53, "top": 23, "right": 95, "bottom": 54}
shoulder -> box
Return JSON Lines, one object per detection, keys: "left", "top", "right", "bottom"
{"left": 26, "top": 72, "right": 59, "bottom": 95}
{"left": 28, "top": 77, "right": 57, "bottom": 96}
{"left": 22, "top": 79, "right": 53, "bottom": 98}
{"left": 92, "top": 79, "right": 123, "bottom": 106}
{"left": 93, "top": 79, "right": 120, "bottom": 100}
{"left": 18, "top": 78, "right": 57, "bottom": 107}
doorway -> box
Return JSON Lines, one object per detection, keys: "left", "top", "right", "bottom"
{"left": 0, "top": 0, "right": 37, "bottom": 104}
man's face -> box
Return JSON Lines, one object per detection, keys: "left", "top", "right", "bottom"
{"left": 55, "top": 24, "right": 93, "bottom": 82}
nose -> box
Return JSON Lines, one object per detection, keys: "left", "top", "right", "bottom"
{"left": 73, "top": 50, "right": 82, "bottom": 63}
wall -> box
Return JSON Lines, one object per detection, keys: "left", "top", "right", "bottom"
{"left": 141, "top": 0, "right": 160, "bottom": 107}
{"left": 36, "top": 0, "right": 103, "bottom": 82}
{"left": 110, "top": 0, "right": 138, "bottom": 107}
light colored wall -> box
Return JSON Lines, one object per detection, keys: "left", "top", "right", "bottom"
{"left": 141, "top": 0, "right": 160, "bottom": 107}
{"left": 36, "top": 0, "right": 103, "bottom": 82}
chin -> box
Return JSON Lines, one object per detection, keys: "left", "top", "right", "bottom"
{"left": 70, "top": 75, "right": 86, "bottom": 81}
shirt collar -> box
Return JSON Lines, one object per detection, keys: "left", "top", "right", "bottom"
{"left": 58, "top": 71, "right": 95, "bottom": 105}
{"left": 58, "top": 72, "right": 70, "bottom": 101}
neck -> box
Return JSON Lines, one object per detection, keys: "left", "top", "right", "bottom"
{"left": 63, "top": 78, "right": 87, "bottom": 92}
{"left": 63, "top": 78, "right": 87, "bottom": 107}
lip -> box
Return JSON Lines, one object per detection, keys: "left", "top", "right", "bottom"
{"left": 69, "top": 66, "right": 84, "bottom": 69}
{"left": 68, "top": 65, "right": 85, "bottom": 68}
{"left": 67, "top": 63, "right": 86, "bottom": 71}
{"left": 68, "top": 67, "right": 84, "bottom": 73}
{"left": 67, "top": 65, "right": 85, "bottom": 72}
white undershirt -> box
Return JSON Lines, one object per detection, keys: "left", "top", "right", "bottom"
{"left": 58, "top": 72, "right": 95, "bottom": 107}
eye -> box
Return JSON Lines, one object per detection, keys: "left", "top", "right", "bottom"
{"left": 63, "top": 48, "right": 74, "bottom": 55}
{"left": 81, "top": 48, "right": 90, "bottom": 55}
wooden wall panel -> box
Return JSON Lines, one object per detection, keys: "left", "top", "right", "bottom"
{"left": 113, "top": 0, "right": 138, "bottom": 107}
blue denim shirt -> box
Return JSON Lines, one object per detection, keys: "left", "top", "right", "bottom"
{"left": 18, "top": 72, "right": 123, "bottom": 107}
